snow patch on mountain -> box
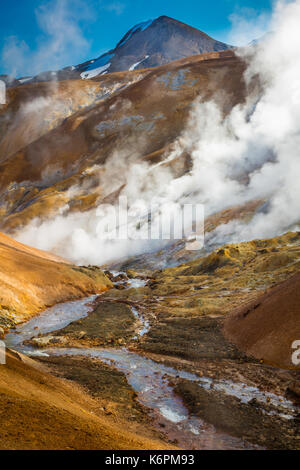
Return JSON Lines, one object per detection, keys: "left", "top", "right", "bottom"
{"left": 80, "top": 53, "right": 115, "bottom": 79}
{"left": 129, "top": 55, "right": 150, "bottom": 71}
{"left": 18, "top": 77, "right": 33, "bottom": 84}
{"left": 81, "top": 63, "right": 111, "bottom": 79}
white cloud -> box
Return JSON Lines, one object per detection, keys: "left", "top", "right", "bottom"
{"left": 226, "top": 6, "right": 272, "bottom": 46}
{"left": 1, "top": 0, "right": 93, "bottom": 77}
{"left": 103, "top": 2, "right": 125, "bottom": 16}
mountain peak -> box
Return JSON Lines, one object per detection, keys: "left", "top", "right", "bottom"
{"left": 26, "top": 17, "right": 232, "bottom": 83}
{"left": 78, "top": 16, "right": 231, "bottom": 79}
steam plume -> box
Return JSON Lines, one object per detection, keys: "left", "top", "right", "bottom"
{"left": 17, "top": 0, "right": 300, "bottom": 265}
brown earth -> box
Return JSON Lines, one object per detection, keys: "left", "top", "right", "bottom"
{"left": 12, "top": 231, "right": 300, "bottom": 449}
{"left": 173, "top": 378, "right": 299, "bottom": 450}
{"left": 0, "top": 231, "right": 67, "bottom": 263}
{"left": 0, "top": 79, "right": 119, "bottom": 163}
{"left": 0, "top": 232, "right": 112, "bottom": 328}
{"left": 0, "top": 50, "right": 252, "bottom": 232}
{"left": 0, "top": 40, "right": 298, "bottom": 451}
{"left": 70, "top": 232, "right": 300, "bottom": 376}
{"left": 29, "top": 300, "right": 137, "bottom": 349}
{"left": 224, "top": 272, "right": 300, "bottom": 369}
{"left": 104, "top": 232, "right": 300, "bottom": 328}
{"left": 0, "top": 349, "right": 174, "bottom": 450}
{"left": 36, "top": 355, "right": 160, "bottom": 433}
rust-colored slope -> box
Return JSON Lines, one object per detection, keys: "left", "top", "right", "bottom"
{"left": 2, "top": 51, "right": 245, "bottom": 186}
{"left": 0, "top": 350, "right": 173, "bottom": 450}
{"left": 0, "top": 80, "right": 116, "bottom": 163}
{"left": 0, "top": 232, "right": 112, "bottom": 327}
{"left": 0, "top": 51, "right": 248, "bottom": 231}
{"left": 0, "top": 231, "right": 68, "bottom": 264}
{"left": 224, "top": 273, "right": 300, "bottom": 369}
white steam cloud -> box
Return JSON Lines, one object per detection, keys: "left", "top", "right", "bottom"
{"left": 1, "top": 0, "right": 93, "bottom": 77}
{"left": 103, "top": 2, "right": 126, "bottom": 16}
{"left": 17, "top": 0, "right": 300, "bottom": 266}
{"left": 227, "top": 7, "right": 271, "bottom": 46}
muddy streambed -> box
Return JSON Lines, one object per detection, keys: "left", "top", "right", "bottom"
{"left": 4, "top": 294, "right": 298, "bottom": 450}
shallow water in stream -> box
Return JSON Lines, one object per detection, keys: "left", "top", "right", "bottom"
{"left": 110, "top": 271, "right": 147, "bottom": 289}
{"left": 5, "top": 296, "right": 97, "bottom": 355}
{"left": 5, "top": 294, "right": 297, "bottom": 450}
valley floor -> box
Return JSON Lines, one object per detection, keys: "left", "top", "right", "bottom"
{"left": 35, "top": 314, "right": 300, "bottom": 450}
{"left": 1, "top": 232, "right": 300, "bottom": 450}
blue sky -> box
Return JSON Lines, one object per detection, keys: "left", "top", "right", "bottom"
{"left": 0, "top": 0, "right": 273, "bottom": 77}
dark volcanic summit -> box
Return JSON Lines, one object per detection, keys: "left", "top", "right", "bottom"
{"left": 28, "top": 16, "right": 231, "bottom": 83}
{"left": 78, "top": 16, "right": 231, "bottom": 78}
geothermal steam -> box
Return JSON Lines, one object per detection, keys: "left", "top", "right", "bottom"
{"left": 17, "top": 0, "right": 300, "bottom": 265}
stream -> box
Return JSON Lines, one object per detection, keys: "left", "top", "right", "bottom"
{"left": 4, "top": 291, "right": 297, "bottom": 450}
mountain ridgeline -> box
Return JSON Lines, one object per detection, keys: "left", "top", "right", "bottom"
{"left": 77, "top": 16, "right": 231, "bottom": 79}
{"left": 5, "top": 16, "right": 232, "bottom": 85}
